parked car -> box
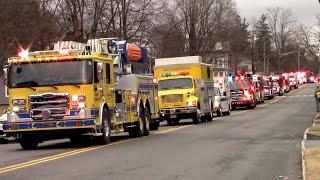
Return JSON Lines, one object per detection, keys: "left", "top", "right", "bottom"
{"left": 272, "top": 81, "right": 284, "bottom": 96}
{"left": 262, "top": 77, "right": 274, "bottom": 100}
{"left": 287, "top": 74, "right": 298, "bottom": 89}
{"left": 0, "top": 113, "right": 8, "bottom": 144}
{"left": 252, "top": 75, "right": 265, "bottom": 104}
{"left": 213, "top": 87, "right": 231, "bottom": 116}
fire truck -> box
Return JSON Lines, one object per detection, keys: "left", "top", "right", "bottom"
{"left": 2, "top": 38, "right": 160, "bottom": 149}
{"left": 229, "top": 75, "right": 257, "bottom": 110}
{"left": 154, "top": 56, "right": 215, "bottom": 125}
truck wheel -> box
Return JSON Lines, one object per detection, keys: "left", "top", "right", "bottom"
{"left": 96, "top": 108, "right": 111, "bottom": 145}
{"left": 19, "top": 134, "right": 39, "bottom": 150}
{"left": 150, "top": 122, "right": 159, "bottom": 130}
{"left": 217, "top": 108, "right": 222, "bottom": 117}
{"left": 192, "top": 113, "right": 200, "bottom": 124}
{"left": 166, "top": 119, "right": 173, "bottom": 126}
{"left": 206, "top": 113, "right": 212, "bottom": 122}
{"left": 226, "top": 109, "right": 231, "bottom": 115}
{"left": 173, "top": 118, "right": 180, "bottom": 125}
{"left": 144, "top": 108, "right": 151, "bottom": 136}
{"left": 129, "top": 107, "right": 145, "bottom": 137}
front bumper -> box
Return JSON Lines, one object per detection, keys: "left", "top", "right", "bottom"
{"left": 2, "top": 119, "right": 96, "bottom": 133}
{"left": 159, "top": 107, "right": 197, "bottom": 118}
{"left": 231, "top": 100, "right": 254, "bottom": 107}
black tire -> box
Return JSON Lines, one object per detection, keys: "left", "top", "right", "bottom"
{"left": 217, "top": 108, "right": 222, "bottom": 117}
{"left": 150, "top": 122, "right": 159, "bottom": 131}
{"left": 96, "top": 108, "right": 111, "bottom": 145}
{"left": 173, "top": 118, "right": 180, "bottom": 125}
{"left": 166, "top": 119, "right": 173, "bottom": 126}
{"left": 144, "top": 108, "right": 151, "bottom": 136}
{"left": 192, "top": 113, "right": 200, "bottom": 124}
{"left": 226, "top": 109, "right": 231, "bottom": 115}
{"left": 0, "top": 138, "right": 8, "bottom": 144}
{"left": 206, "top": 113, "right": 213, "bottom": 122}
{"left": 19, "top": 134, "right": 39, "bottom": 150}
{"left": 129, "top": 107, "right": 145, "bottom": 137}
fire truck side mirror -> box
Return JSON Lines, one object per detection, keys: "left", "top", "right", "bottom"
{"left": 2, "top": 67, "right": 8, "bottom": 85}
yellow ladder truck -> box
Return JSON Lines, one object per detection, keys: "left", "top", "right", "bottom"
{"left": 154, "top": 56, "right": 215, "bottom": 125}
{"left": 2, "top": 38, "right": 160, "bottom": 149}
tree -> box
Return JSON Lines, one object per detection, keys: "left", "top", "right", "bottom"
{"left": 296, "top": 24, "right": 320, "bottom": 72}
{"left": 229, "top": 16, "right": 250, "bottom": 72}
{"left": 0, "top": 0, "right": 57, "bottom": 70}
{"left": 254, "top": 14, "right": 272, "bottom": 73}
{"left": 267, "top": 7, "right": 296, "bottom": 72}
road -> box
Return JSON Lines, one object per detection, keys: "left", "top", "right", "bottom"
{"left": 0, "top": 84, "right": 316, "bottom": 180}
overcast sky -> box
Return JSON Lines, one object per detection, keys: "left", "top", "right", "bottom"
{"left": 235, "top": 0, "right": 319, "bottom": 27}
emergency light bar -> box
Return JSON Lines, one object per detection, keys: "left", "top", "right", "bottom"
{"left": 162, "top": 71, "right": 190, "bottom": 77}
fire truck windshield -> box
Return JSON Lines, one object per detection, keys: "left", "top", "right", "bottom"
{"left": 228, "top": 80, "right": 250, "bottom": 90}
{"left": 8, "top": 60, "right": 93, "bottom": 88}
{"left": 158, "top": 78, "right": 193, "bottom": 90}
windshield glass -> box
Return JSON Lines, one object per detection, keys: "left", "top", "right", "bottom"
{"left": 262, "top": 80, "right": 270, "bottom": 87}
{"left": 9, "top": 60, "right": 93, "bottom": 88}
{"left": 228, "top": 80, "right": 250, "bottom": 90}
{"left": 158, "top": 78, "right": 193, "bottom": 90}
{"left": 273, "top": 81, "right": 280, "bottom": 87}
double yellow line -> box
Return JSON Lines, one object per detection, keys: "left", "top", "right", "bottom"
{"left": 0, "top": 126, "right": 191, "bottom": 174}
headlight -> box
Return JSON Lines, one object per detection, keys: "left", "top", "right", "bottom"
{"left": 188, "top": 101, "right": 196, "bottom": 107}
{"left": 12, "top": 99, "right": 26, "bottom": 112}
{"left": 13, "top": 106, "right": 20, "bottom": 112}
{"left": 71, "top": 95, "right": 86, "bottom": 110}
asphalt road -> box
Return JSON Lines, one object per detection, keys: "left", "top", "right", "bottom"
{"left": 0, "top": 84, "right": 316, "bottom": 180}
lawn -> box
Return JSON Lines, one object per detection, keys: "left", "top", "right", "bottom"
{"left": 309, "top": 125, "right": 320, "bottom": 132}
{"left": 304, "top": 147, "right": 320, "bottom": 180}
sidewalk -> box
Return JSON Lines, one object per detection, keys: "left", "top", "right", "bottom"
{"left": 302, "top": 114, "right": 320, "bottom": 180}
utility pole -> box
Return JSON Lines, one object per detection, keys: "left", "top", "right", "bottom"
{"left": 298, "top": 51, "right": 300, "bottom": 71}
{"left": 251, "top": 31, "right": 255, "bottom": 74}
{"left": 263, "top": 40, "right": 266, "bottom": 75}
{"left": 279, "top": 51, "right": 300, "bottom": 72}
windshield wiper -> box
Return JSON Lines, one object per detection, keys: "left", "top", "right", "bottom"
{"left": 72, "top": 84, "right": 81, "bottom": 88}
{"left": 16, "top": 81, "right": 38, "bottom": 90}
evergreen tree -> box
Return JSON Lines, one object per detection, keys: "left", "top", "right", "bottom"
{"left": 255, "top": 14, "right": 272, "bottom": 72}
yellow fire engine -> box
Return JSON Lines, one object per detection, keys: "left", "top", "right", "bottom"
{"left": 2, "top": 38, "right": 160, "bottom": 149}
{"left": 154, "top": 56, "right": 215, "bottom": 125}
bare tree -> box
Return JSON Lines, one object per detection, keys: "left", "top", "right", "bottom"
{"left": 267, "top": 7, "right": 296, "bottom": 72}
{"left": 0, "top": 0, "right": 57, "bottom": 70}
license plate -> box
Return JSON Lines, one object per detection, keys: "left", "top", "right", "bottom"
{"left": 170, "top": 115, "right": 177, "bottom": 118}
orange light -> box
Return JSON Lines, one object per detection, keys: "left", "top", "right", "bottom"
{"left": 179, "top": 71, "right": 189, "bottom": 76}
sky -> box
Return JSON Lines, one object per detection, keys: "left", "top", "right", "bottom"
{"left": 235, "top": 0, "right": 319, "bottom": 27}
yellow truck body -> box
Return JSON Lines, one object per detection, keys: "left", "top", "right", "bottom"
{"left": 154, "top": 56, "right": 215, "bottom": 124}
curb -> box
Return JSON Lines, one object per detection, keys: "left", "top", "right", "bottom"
{"left": 301, "top": 140, "right": 306, "bottom": 180}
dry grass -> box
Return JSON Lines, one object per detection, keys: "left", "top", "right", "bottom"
{"left": 304, "top": 147, "right": 320, "bottom": 180}
{"left": 309, "top": 125, "right": 320, "bottom": 132}
{"left": 0, "top": 105, "right": 8, "bottom": 113}
{"left": 314, "top": 114, "right": 320, "bottom": 120}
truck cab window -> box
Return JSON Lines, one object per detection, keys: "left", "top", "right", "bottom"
{"left": 105, "top": 63, "right": 111, "bottom": 84}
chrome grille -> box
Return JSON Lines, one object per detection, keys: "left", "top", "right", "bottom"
{"left": 161, "top": 94, "right": 183, "bottom": 103}
{"left": 231, "top": 90, "right": 243, "bottom": 100}
{"left": 29, "top": 93, "right": 69, "bottom": 119}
